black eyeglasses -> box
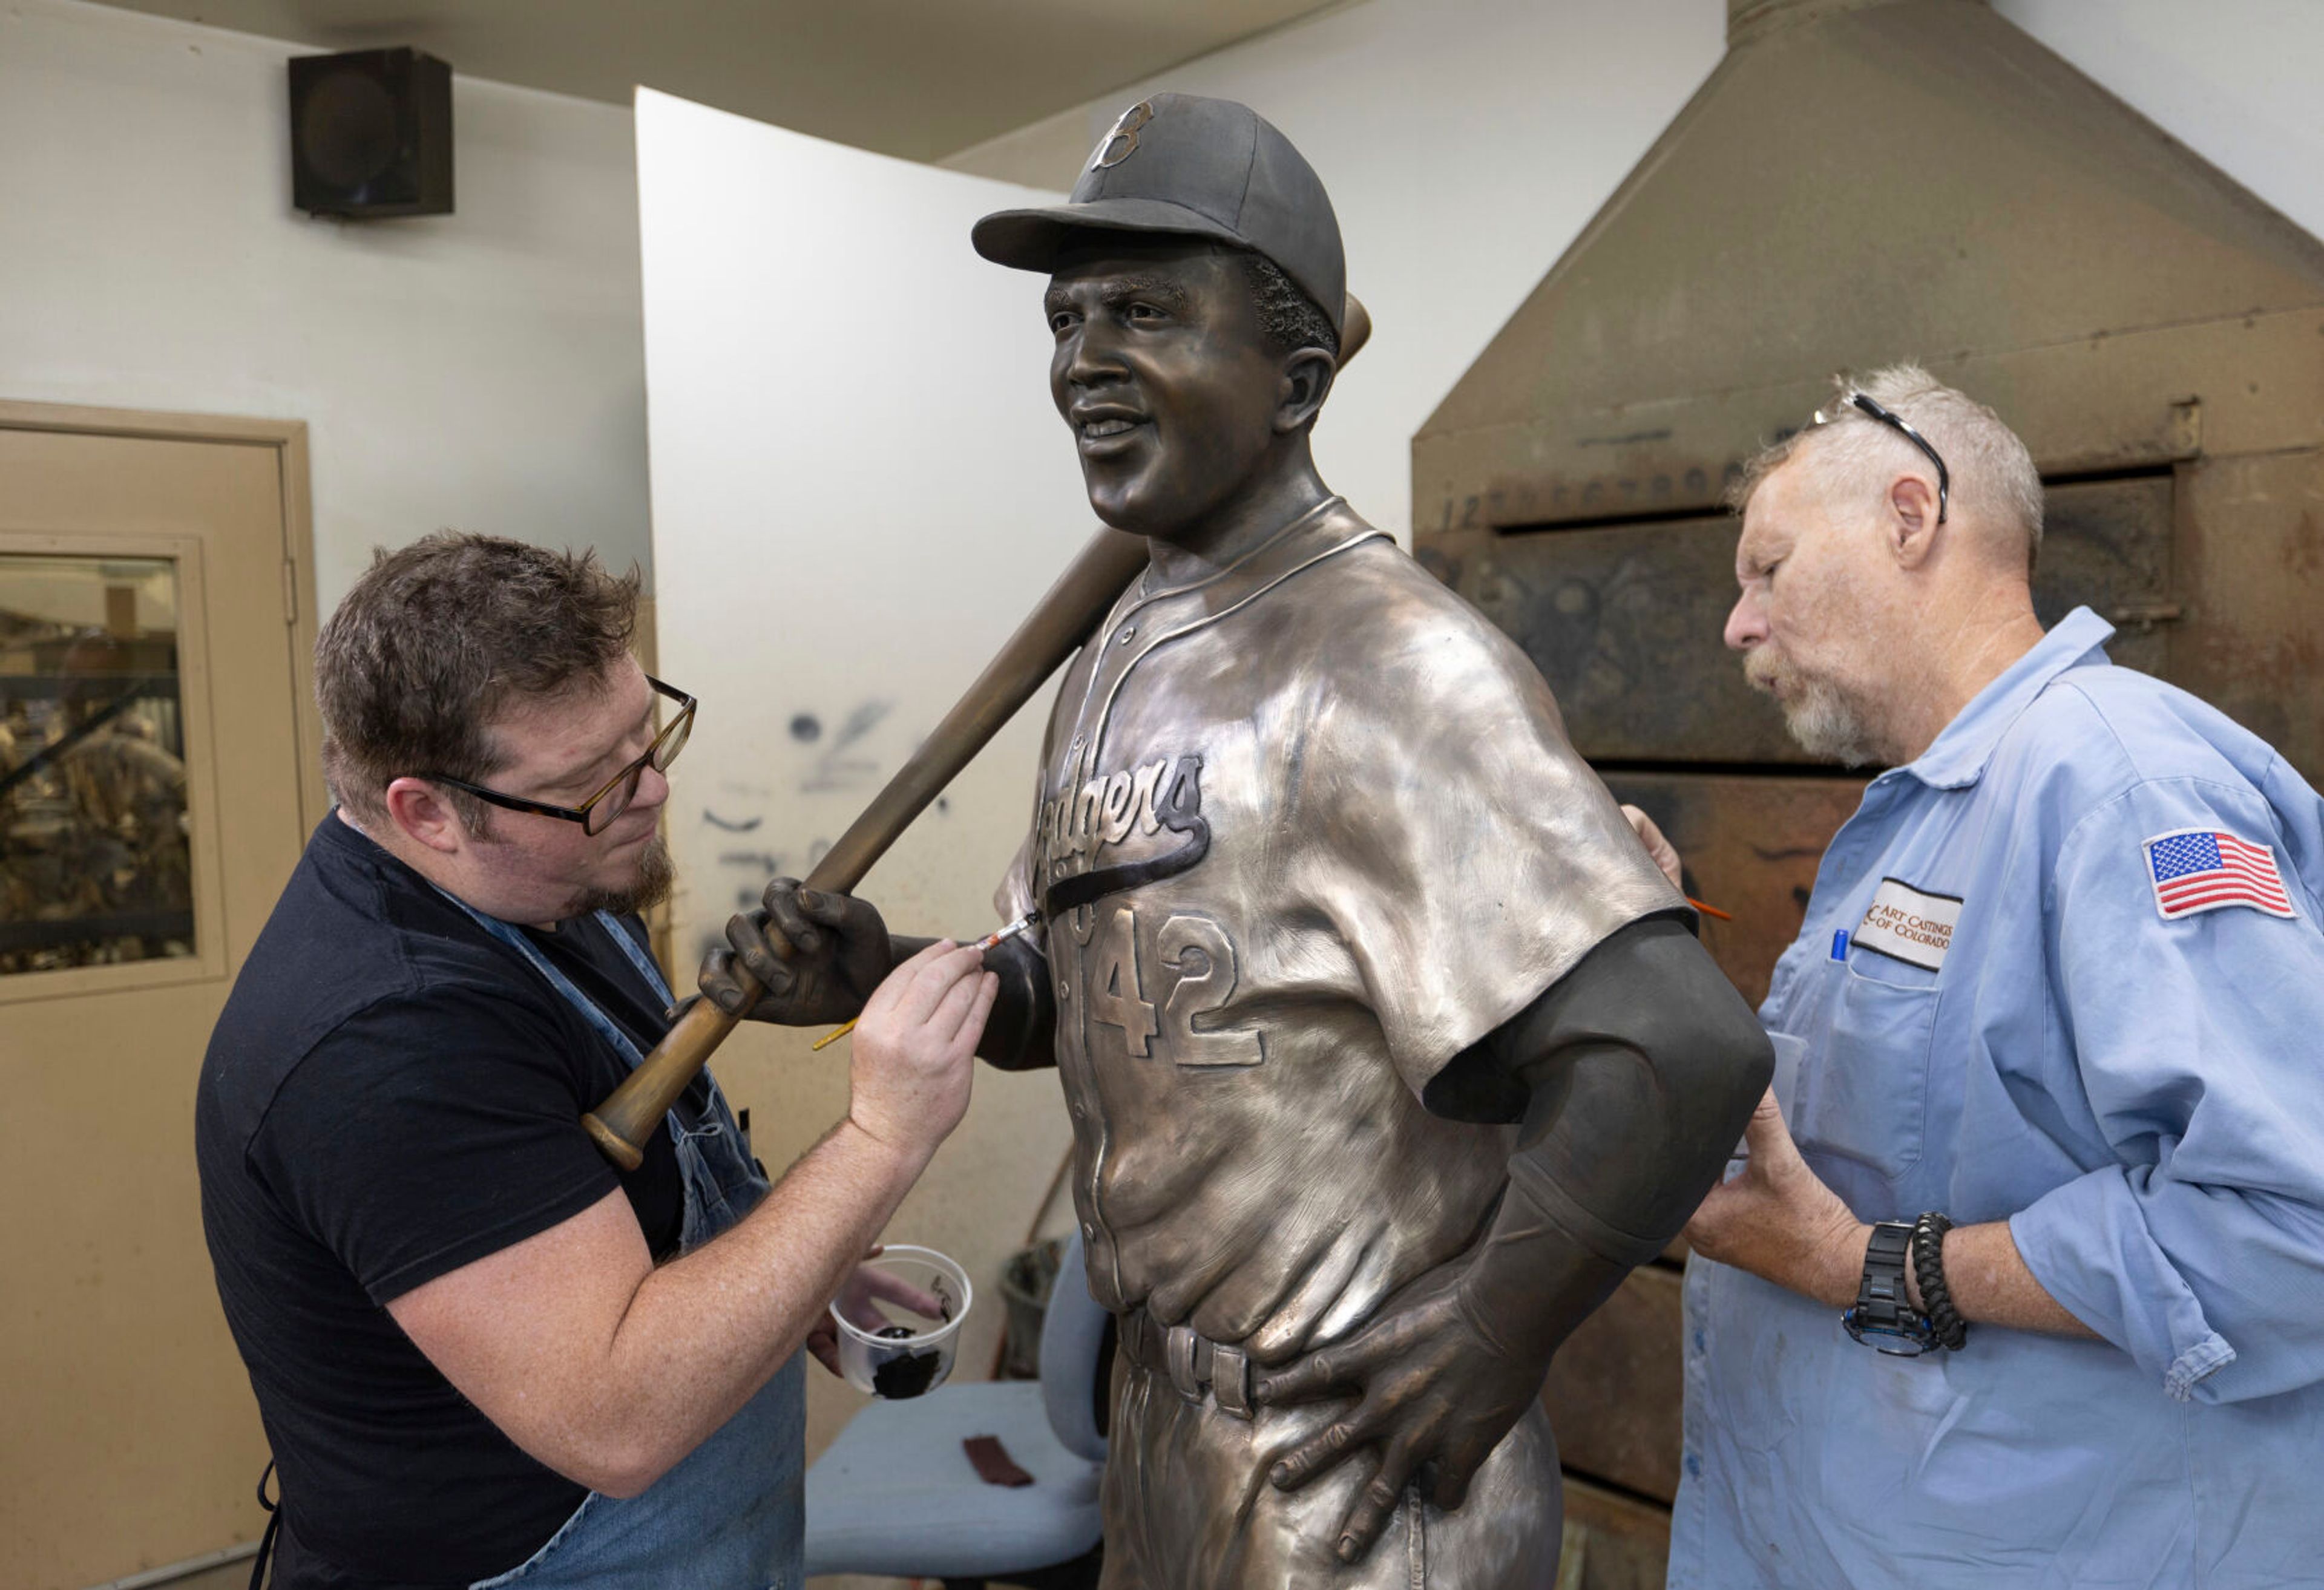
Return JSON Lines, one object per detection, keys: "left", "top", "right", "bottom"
{"left": 422, "top": 676, "right": 695, "bottom": 836}
{"left": 1812, "top": 392, "right": 1950, "bottom": 525}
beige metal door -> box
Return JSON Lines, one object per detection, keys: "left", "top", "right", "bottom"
{"left": 1, "top": 402, "right": 322, "bottom": 1589}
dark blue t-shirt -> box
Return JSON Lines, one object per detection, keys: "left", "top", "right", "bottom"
{"left": 196, "top": 814, "right": 712, "bottom": 1588}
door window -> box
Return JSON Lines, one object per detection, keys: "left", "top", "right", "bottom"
{"left": 0, "top": 554, "right": 194, "bottom": 975}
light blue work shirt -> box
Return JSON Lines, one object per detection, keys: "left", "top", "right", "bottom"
{"left": 1669, "top": 608, "right": 2324, "bottom": 1590}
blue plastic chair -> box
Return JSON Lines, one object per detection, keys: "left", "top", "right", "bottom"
{"left": 803, "top": 1232, "right": 1108, "bottom": 1581}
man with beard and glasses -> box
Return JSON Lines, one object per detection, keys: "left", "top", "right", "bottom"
{"left": 1653, "top": 366, "right": 2324, "bottom": 1589}
{"left": 197, "top": 532, "right": 997, "bottom": 1589}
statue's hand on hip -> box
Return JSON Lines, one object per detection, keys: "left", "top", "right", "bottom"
{"left": 1253, "top": 1261, "right": 1544, "bottom": 1566}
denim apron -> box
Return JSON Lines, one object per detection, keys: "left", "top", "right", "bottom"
{"left": 447, "top": 903, "right": 806, "bottom": 1590}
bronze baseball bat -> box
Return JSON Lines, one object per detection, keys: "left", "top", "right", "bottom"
{"left": 579, "top": 526, "right": 1146, "bottom": 1168}
{"left": 582, "top": 293, "right": 1373, "bottom": 1170}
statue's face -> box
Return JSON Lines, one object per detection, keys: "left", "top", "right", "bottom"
{"left": 1044, "top": 239, "right": 1287, "bottom": 541}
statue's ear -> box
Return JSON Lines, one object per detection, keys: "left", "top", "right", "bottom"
{"left": 1276, "top": 346, "right": 1338, "bottom": 435}
{"left": 1275, "top": 293, "right": 1364, "bottom": 435}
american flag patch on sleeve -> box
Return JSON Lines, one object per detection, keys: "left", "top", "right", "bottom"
{"left": 2144, "top": 828, "right": 2297, "bottom": 920}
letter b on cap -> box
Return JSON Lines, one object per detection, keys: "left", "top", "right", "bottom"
{"left": 1089, "top": 100, "right": 1154, "bottom": 171}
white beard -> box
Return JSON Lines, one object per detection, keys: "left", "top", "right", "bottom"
{"left": 1745, "top": 648, "right": 1887, "bottom": 767}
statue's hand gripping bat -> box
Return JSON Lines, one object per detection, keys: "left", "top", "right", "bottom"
{"left": 579, "top": 527, "right": 1144, "bottom": 1168}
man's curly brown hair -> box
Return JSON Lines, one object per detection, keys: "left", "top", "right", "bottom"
{"left": 316, "top": 532, "right": 640, "bottom": 832}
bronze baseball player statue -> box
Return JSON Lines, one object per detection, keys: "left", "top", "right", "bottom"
{"left": 704, "top": 94, "right": 1771, "bottom": 1586}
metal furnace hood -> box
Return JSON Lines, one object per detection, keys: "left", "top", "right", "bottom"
{"left": 1415, "top": 0, "right": 2324, "bottom": 528}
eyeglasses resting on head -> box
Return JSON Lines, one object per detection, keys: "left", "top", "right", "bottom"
{"left": 1810, "top": 391, "right": 1951, "bottom": 526}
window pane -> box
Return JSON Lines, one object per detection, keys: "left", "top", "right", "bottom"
{"left": 0, "top": 555, "right": 195, "bottom": 975}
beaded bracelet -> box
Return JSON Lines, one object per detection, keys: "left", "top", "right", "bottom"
{"left": 1912, "top": 1211, "right": 1969, "bottom": 1351}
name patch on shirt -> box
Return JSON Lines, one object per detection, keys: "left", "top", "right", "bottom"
{"left": 1853, "top": 878, "right": 1963, "bottom": 972}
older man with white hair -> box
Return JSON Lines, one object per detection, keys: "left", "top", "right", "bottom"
{"left": 1659, "top": 365, "right": 2324, "bottom": 1589}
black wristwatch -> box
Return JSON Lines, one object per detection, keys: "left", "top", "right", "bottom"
{"left": 1843, "top": 1220, "right": 1940, "bottom": 1356}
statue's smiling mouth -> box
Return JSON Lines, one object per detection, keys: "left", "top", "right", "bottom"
{"left": 1074, "top": 404, "right": 1149, "bottom": 453}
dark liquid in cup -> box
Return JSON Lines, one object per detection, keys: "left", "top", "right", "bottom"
{"left": 868, "top": 1323, "right": 942, "bottom": 1398}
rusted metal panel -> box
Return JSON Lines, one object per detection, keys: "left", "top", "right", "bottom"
{"left": 1600, "top": 771, "right": 1864, "bottom": 1006}
{"left": 1425, "top": 476, "right": 2174, "bottom": 768}
{"left": 1541, "top": 1264, "right": 1686, "bottom": 1504}
{"left": 1414, "top": 311, "right": 2322, "bottom": 537}
{"left": 1422, "top": 514, "right": 1783, "bottom": 765}
{"left": 1561, "top": 1473, "right": 1675, "bottom": 1590}
{"left": 2030, "top": 476, "right": 2175, "bottom": 678}
{"left": 2172, "top": 449, "right": 2324, "bottom": 785}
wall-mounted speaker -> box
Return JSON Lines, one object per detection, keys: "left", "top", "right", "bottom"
{"left": 289, "top": 48, "right": 453, "bottom": 218}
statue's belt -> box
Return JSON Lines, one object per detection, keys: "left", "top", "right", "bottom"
{"left": 1118, "top": 1306, "right": 1256, "bottom": 1419}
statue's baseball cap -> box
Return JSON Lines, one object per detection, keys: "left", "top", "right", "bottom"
{"left": 971, "top": 93, "right": 1346, "bottom": 337}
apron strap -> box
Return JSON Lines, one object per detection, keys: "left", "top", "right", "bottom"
{"left": 429, "top": 889, "right": 665, "bottom": 1068}
{"left": 427, "top": 886, "right": 705, "bottom": 1151}
{"left": 594, "top": 911, "right": 674, "bottom": 1008}
{"left": 249, "top": 1461, "right": 280, "bottom": 1590}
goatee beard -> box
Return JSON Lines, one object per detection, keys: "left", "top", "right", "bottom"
{"left": 1744, "top": 649, "right": 1886, "bottom": 768}
{"left": 576, "top": 834, "right": 675, "bottom": 917}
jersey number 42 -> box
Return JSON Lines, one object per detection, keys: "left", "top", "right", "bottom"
{"left": 1085, "top": 905, "right": 1263, "bottom": 1067}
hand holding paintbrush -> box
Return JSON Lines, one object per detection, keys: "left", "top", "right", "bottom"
{"left": 810, "top": 912, "right": 1039, "bottom": 1051}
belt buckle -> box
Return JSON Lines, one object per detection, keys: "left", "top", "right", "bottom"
{"left": 1166, "top": 1324, "right": 1204, "bottom": 1403}
{"left": 1212, "top": 1342, "right": 1254, "bottom": 1420}
{"left": 1164, "top": 1323, "right": 1255, "bottom": 1418}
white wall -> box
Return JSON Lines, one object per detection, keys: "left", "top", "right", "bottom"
{"left": 945, "top": 0, "right": 2324, "bottom": 545}
{"left": 1995, "top": 0, "right": 2324, "bottom": 246}
{"left": 0, "top": 0, "right": 651, "bottom": 610}
{"left": 636, "top": 87, "right": 1086, "bottom": 1461}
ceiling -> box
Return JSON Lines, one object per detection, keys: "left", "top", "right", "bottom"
{"left": 86, "top": 0, "right": 1339, "bottom": 161}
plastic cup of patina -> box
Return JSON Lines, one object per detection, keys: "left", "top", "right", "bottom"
{"left": 828, "top": 1245, "right": 973, "bottom": 1399}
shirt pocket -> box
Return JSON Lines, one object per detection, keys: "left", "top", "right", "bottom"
{"left": 1793, "top": 958, "right": 1940, "bottom": 1178}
